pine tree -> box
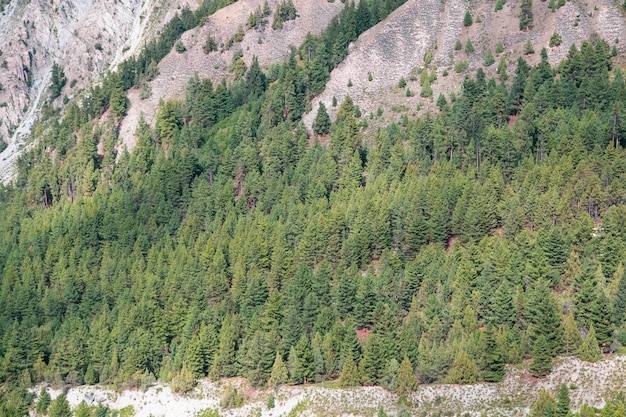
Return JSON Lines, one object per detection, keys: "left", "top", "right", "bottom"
{"left": 484, "top": 49, "right": 495, "bottom": 66}
{"left": 396, "top": 356, "right": 416, "bottom": 396}
{"left": 420, "top": 78, "right": 433, "bottom": 98}
{"left": 36, "top": 388, "right": 51, "bottom": 415}
{"left": 615, "top": 267, "right": 626, "bottom": 325}
{"left": 313, "top": 102, "right": 332, "bottom": 136}
{"left": 465, "top": 39, "right": 475, "bottom": 53}
{"left": 338, "top": 351, "right": 361, "bottom": 387}
{"left": 268, "top": 351, "right": 288, "bottom": 388}
{"left": 446, "top": 350, "right": 479, "bottom": 384}
{"left": 555, "top": 384, "right": 571, "bottom": 417}
{"left": 48, "top": 394, "right": 72, "bottom": 417}
{"left": 455, "top": 39, "right": 463, "bottom": 50}
{"left": 482, "top": 325, "right": 505, "bottom": 382}
{"left": 464, "top": 10, "right": 473, "bottom": 26}
{"left": 577, "top": 325, "right": 602, "bottom": 362}
{"left": 562, "top": 313, "right": 583, "bottom": 356}
{"left": 530, "top": 335, "right": 552, "bottom": 377}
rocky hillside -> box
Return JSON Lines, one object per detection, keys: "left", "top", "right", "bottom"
{"left": 302, "top": 0, "right": 626, "bottom": 131}
{"left": 118, "top": 0, "right": 345, "bottom": 152}
{"left": 0, "top": 0, "right": 196, "bottom": 181}
{"left": 43, "top": 356, "right": 626, "bottom": 417}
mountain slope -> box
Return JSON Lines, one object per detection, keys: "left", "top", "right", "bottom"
{"left": 0, "top": 0, "right": 196, "bottom": 181}
{"left": 118, "top": 0, "right": 346, "bottom": 152}
{"left": 303, "top": 0, "right": 626, "bottom": 130}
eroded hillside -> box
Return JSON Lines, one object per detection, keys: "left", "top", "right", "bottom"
{"left": 118, "top": 0, "right": 346, "bottom": 152}
{"left": 302, "top": 0, "right": 626, "bottom": 131}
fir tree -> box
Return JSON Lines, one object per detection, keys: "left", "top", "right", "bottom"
{"left": 465, "top": 39, "right": 475, "bottom": 53}
{"left": 530, "top": 336, "right": 552, "bottom": 377}
{"left": 313, "top": 102, "right": 332, "bottom": 136}
{"left": 482, "top": 325, "right": 505, "bottom": 382}
{"left": 484, "top": 49, "right": 495, "bottom": 66}
{"left": 268, "top": 351, "right": 288, "bottom": 388}
{"left": 562, "top": 313, "right": 583, "bottom": 356}
{"left": 463, "top": 10, "right": 473, "bottom": 26}
{"left": 446, "top": 350, "right": 479, "bottom": 384}
{"left": 396, "top": 356, "right": 417, "bottom": 396}
{"left": 48, "top": 394, "right": 72, "bottom": 417}
{"left": 338, "top": 351, "right": 361, "bottom": 387}
{"left": 577, "top": 325, "right": 602, "bottom": 362}
{"left": 555, "top": 384, "right": 571, "bottom": 417}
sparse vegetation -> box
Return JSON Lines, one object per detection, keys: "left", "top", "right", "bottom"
{"left": 520, "top": 0, "right": 533, "bottom": 30}
{"left": 550, "top": 32, "right": 562, "bottom": 47}
{"left": 175, "top": 40, "right": 186, "bottom": 53}
{"left": 484, "top": 48, "right": 495, "bottom": 66}
{"left": 272, "top": 0, "right": 297, "bottom": 30}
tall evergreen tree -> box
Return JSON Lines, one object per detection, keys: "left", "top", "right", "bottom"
{"left": 529, "top": 335, "right": 552, "bottom": 378}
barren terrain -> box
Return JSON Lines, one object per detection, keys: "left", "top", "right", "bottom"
{"left": 42, "top": 356, "right": 626, "bottom": 417}
{"left": 302, "top": 0, "right": 626, "bottom": 132}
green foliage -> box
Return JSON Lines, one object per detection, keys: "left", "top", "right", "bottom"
{"left": 49, "top": 394, "right": 72, "bottom": 417}
{"left": 465, "top": 39, "right": 475, "bottom": 53}
{"left": 446, "top": 350, "right": 479, "bottom": 384}
{"left": 520, "top": 0, "right": 533, "bottom": 30}
{"left": 203, "top": 35, "right": 217, "bottom": 53}
{"left": 272, "top": 0, "right": 297, "bottom": 30}
{"left": 495, "top": 0, "right": 505, "bottom": 11}
{"left": 484, "top": 49, "right": 495, "bottom": 66}
{"left": 398, "top": 77, "right": 407, "bottom": 88}
{"left": 268, "top": 352, "right": 288, "bottom": 388}
{"left": 495, "top": 41, "right": 504, "bottom": 54}
{"left": 220, "top": 384, "right": 244, "bottom": 409}
{"left": 36, "top": 388, "right": 51, "bottom": 415}
{"left": 1, "top": 28, "right": 626, "bottom": 403}
{"left": 530, "top": 336, "right": 552, "bottom": 378}
{"left": 338, "top": 352, "right": 361, "bottom": 387}
{"left": 396, "top": 356, "right": 416, "bottom": 395}
{"left": 463, "top": 10, "right": 473, "bottom": 26}
{"left": 550, "top": 32, "right": 562, "bottom": 47}
{"left": 454, "top": 39, "right": 462, "bottom": 50}
{"left": 49, "top": 63, "right": 67, "bottom": 99}
{"left": 577, "top": 325, "right": 602, "bottom": 362}
{"left": 420, "top": 78, "right": 432, "bottom": 98}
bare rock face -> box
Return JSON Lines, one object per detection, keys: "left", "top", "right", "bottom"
{"left": 0, "top": 0, "right": 195, "bottom": 181}
{"left": 302, "top": 0, "right": 626, "bottom": 131}
{"left": 118, "top": 0, "right": 345, "bottom": 152}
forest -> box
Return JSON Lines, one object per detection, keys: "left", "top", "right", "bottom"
{"left": 1, "top": 0, "right": 626, "bottom": 414}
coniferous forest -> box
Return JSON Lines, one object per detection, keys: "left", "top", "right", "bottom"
{"left": 1, "top": 0, "right": 626, "bottom": 414}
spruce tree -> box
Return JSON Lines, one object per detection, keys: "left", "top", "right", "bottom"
{"left": 562, "top": 313, "right": 583, "bottom": 356}
{"left": 268, "top": 351, "right": 288, "bottom": 388}
{"left": 396, "top": 356, "right": 417, "bottom": 396}
{"left": 36, "top": 388, "right": 51, "bottom": 415}
{"left": 463, "top": 10, "right": 473, "bottom": 26}
{"left": 555, "top": 384, "right": 571, "bottom": 417}
{"left": 446, "top": 350, "right": 479, "bottom": 384}
{"left": 577, "top": 325, "right": 602, "bottom": 362}
{"left": 530, "top": 335, "right": 552, "bottom": 378}
{"left": 465, "top": 39, "right": 475, "bottom": 53}
{"left": 313, "top": 102, "right": 332, "bottom": 136}
{"left": 482, "top": 325, "right": 505, "bottom": 382}
{"left": 484, "top": 49, "right": 495, "bottom": 66}
{"left": 615, "top": 267, "right": 626, "bottom": 325}
{"left": 48, "top": 394, "right": 72, "bottom": 417}
{"left": 338, "top": 351, "right": 361, "bottom": 387}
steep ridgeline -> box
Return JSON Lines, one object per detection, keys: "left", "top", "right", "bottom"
{"left": 118, "top": 0, "right": 346, "bottom": 152}
{"left": 0, "top": 0, "right": 197, "bottom": 181}
{"left": 303, "top": 0, "right": 626, "bottom": 131}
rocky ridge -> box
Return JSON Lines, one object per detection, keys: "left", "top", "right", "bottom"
{"left": 302, "top": 0, "right": 626, "bottom": 131}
